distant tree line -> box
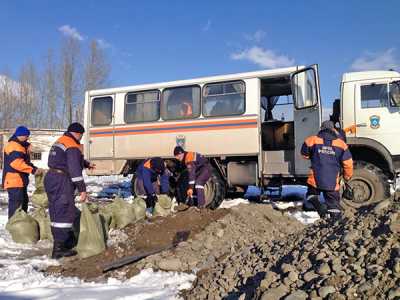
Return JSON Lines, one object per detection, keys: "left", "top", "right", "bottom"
{"left": 0, "top": 37, "right": 110, "bottom": 129}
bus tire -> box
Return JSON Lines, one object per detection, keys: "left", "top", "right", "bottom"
{"left": 175, "top": 168, "right": 226, "bottom": 209}
{"left": 345, "top": 161, "right": 390, "bottom": 207}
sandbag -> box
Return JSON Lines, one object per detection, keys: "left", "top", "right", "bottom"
{"left": 111, "top": 198, "right": 136, "bottom": 229}
{"left": 6, "top": 208, "right": 39, "bottom": 244}
{"left": 132, "top": 197, "right": 146, "bottom": 221}
{"left": 76, "top": 203, "right": 106, "bottom": 258}
{"left": 153, "top": 195, "right": 173, "bottom": 217}
{"left": 31, "top": 208, "right": 53, "bottom": 241}
{"left": 98, "top": 203, "right": 114, "bottom": 236}
{"left": 31, "top": 172, "right": 48, "bottom": 208}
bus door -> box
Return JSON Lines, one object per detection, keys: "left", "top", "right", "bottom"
{"left": 291, "top": 65, "right": 322, "bottom": 176}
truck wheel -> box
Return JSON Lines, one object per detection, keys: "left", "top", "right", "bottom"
{"left": 346, "top": 161, "right": 390, "bottom": 207}
{"left": 175, "top": 168, "right": 226, "bottom": 209}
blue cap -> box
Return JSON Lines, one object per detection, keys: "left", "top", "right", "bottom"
{"left": 14, "top": 126, "right": 30, "bottom": 137}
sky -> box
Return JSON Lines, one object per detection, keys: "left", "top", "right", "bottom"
{"left": 1, "top": 0, "right": 399, "bottom": 112}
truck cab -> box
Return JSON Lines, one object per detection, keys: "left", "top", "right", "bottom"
{"left": 339, "top": 70, "right": 400, "bottom": 205}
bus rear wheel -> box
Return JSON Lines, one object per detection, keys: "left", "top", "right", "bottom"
{"left": 175, "top": 168, "right": 226, "bottom": 209}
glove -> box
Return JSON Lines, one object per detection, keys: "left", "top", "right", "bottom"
{"left": 187, "top": 188, "right": 194, "bottom": 198}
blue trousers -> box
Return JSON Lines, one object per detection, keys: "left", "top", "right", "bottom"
{"left": 7, "top": 187, "right": 29, "bottom": 219}
{"left": 44, "top": 172, "right": 77, "bottom": 246}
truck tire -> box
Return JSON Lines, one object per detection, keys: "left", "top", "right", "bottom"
{"left": 175, "top": 168, "right": 226, "bottom": 209}
{"left": 131, "top": 174, "right": 140, "bottom": 197}
{"left": 346, "top": 161, "right": 390, "bottom": 207}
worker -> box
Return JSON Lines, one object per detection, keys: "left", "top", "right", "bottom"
{"left": 179, "top": 101, "right": 193, "bottom": 117}
{"left": 135, "top": 157, "right": 170, "bottom": 215}
{"left": 301, "top": 120, "right": 353, "bottom": 219}
{"left": 44, "top": 122, "right": 94, "bottom": 259}
{"left": 173, "top": 146, "right": 211, "bottom": 208}
{"left": 2, "top": 126, "right": 43, "bottom": 219}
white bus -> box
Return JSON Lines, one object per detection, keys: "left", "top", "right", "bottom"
{"left": 84, "top": 65, "right": 322, "bottom": 207}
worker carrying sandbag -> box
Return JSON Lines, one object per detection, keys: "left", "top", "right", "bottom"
{"left": 173, "top": 146, "right": 211, "bottom": 208}
{"left": 44, "top": 122, "right": 95, "bottom": 259}
{"left": 6, "top": 208, "right": 39, "bottom": 244}
{"left": 76, "top": 203, "right": 106, "bottom": 258}
{"left": 2, "top": 126, "right": 44, "bottom": 219}
{"left": 135, "top": 157, "right": 170, "bottom": 217}
{"left": 301, "top": 121, "right": 353, "bottom": 219}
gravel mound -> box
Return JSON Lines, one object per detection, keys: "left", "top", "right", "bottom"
{"left": 186, "top": 199, "right": 400, "bottom": 300}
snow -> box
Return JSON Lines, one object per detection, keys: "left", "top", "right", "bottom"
{"left": 0, "top": 172, "right": 324, "bottom": 299}
{"left": 0, "top": 175, "right": 195, "bottom": 300}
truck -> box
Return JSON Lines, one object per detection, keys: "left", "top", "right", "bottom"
{"left": 83, "top": 65, "right": 400, "bottom": 208}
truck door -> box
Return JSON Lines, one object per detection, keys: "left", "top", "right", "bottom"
{"left": 88, "top": 95, "right": 115, "bottom": 161}
{"left": 291, "top": 65, "right": 322, "bottom": 176}
{"left": 354, "top": 80, "right": 400, "bottom": 155}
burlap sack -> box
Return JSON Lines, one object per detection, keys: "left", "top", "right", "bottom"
{"left": 31, "top": 172, "right": 48, "bottom": 208}
{"left": 31, "top": 208, "right": 53, "bottom": 241}
{"left": 111, "top": 198, "right": 136, "bottom": 229}
{"left": 6, "top": 208, "right": 39, "bottom": 244}
{"left": 76, "top": 203, "right": 106, "bottom": 258}
{"left": 132, "top": 197, "right": 146, "bottom": 221}
{"left": 153, "top": 195, "right": 173, "bottom": 217}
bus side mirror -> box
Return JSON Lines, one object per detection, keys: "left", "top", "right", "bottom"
{"left": 390, "top": 81, "right": 400, "bottom": 107}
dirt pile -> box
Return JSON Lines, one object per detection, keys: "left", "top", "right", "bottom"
{"left": 185, "top": 199, "right": 400, "bottom": 300}
{"left": 46, "top": 203, "right": 302, "bottom": 284}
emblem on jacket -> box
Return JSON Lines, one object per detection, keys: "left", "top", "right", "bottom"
{"left": 176, "top": 135, "right": 186, "bottom": 148}
{"left": 369, "top": 115, "right": 380, "bottom": 129}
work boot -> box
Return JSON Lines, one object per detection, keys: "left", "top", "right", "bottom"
{"left": 51, "top": 242, "right": 77, "bottom": 259}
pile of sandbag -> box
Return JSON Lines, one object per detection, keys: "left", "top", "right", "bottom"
{"left": 6, "top": 208, "right": 39, "bottom": 244}
{"left": 99, "top": 197, "right": 147, "bottom": 230}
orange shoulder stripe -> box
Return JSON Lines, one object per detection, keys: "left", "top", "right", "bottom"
{"left": 305, "top": 136, "right": 323, "bottom": 147}
{"left": 4, "top": 141, "right": 26, "bottom": 155}
{"left": 144, "top": 159, "right": 151, "bottom": 169}
{"left": 332, "top": 138, "right": 348, "bottom": 150}
{"left": 57, "top": 135, "right": 80, "bottom": 149}
{"left": 184, "top": 152, "right": 196, "bottom": 164}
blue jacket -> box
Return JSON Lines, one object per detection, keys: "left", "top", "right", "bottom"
{"left": 136, "top": 158, "right": 169, "bottom": 196}
{"left": 183, "top": 152, "right": 209, "bottom": 186}
{"left": 301, "top": 129, "right": 353, "bottom": 191}
{"left": 47, "top": 132, "right": 88, "bottom": 192}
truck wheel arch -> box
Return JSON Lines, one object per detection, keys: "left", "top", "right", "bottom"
{"left": 347, "top": 137, "right": 394, "bottom": 178}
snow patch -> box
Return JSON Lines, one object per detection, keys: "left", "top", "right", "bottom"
{"left": 289, "top": 211, "right": 320, "bottom": 224}
{"left": 219, "top": 198, "right": 250, "bottom": 208}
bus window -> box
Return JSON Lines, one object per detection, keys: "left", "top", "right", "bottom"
{"left": 91, "top": 96, "right": 113, "bottom": 126}
{"left": 203, "top": 81, "right": 245, "bottom": 117}
{"left": 162, "top": 85, "right": 201, "bottom": 120}
{"left": 125, "top": 90, "right": 160, "bottom": 123}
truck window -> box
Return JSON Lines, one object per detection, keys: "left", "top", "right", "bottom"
{"left": 91, "top": 96, "right": 113, "bottom": 126}
{"left": 361, "top": 84, "right": 388, "bottom": 108}
{"left": 162, "top": 85, "right": 201, "bottom": 120}
{"left": 125, "top": 90, "right": 160, "bottom": 123}
{"left": 203, "top": 81, "right": 245, "bottom": 117}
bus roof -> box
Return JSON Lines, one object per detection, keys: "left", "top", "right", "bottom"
{"left": 88, "top": 66, "right": 303, "bottom": 96}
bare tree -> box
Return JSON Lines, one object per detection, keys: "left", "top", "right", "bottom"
{"left": 60, "top": 37, "right": 80, "bottom": 126}
{"left": 41, "top": 49, "right": 60, "bottom": 128}
{"left": 0, "top": 70, "right": 19, "bottom": 128}
{"left": 84, "top": 39, "right": 110, "bottom": 91}
{"left": 18, "top": 61, "right": 40, "bottom": 127}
